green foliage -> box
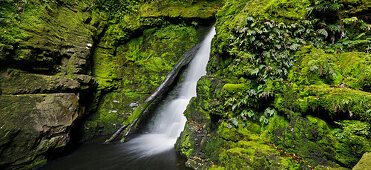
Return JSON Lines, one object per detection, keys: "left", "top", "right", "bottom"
{"left": 222, "top": 84, "right": 246, "bottom": 93}
{"left": 88, "top": 24, "right": 200, "bottom": 138}
{"left": 93, "top": 24, "right": 198, "bottom": 91}
{"left": 259, "top": 107, "right": 277, "bottom": 125}
{"left": 227, "top": 18, "right": 320, "bottom": 80}
{"left": 289, "top": 46, "right": 370, "bottom": 90}
{"left": 140, "top": 0, "right": 223, "bottom": 19}
{"left": 116, "top": 24, "right": 198, "bottom": 91}
{"left": 177, "top": 0, "right": 371, "bottom": 168}
{"left": 335, "top": 120, "right": 370, "bottom": 138}
{"left": 263, "top": 114, "right": 371, "bottom": 167}
{"left": 307, "top": 0, "right": 342, "bottom": 18}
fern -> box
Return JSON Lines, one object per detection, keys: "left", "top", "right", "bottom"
{"left": 317, "top": 28, "right": 328, "bottom": 38}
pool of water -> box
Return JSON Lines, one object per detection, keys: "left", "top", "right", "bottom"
{"left": 40, "top": 136, "right": 190, "bottom": 170}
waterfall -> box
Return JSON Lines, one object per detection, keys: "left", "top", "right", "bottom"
{"left": 39, "top": 26, "right": 216, "bottom": 170}
{"left": 125, "top": 26, "right": 216, "bottom": 157}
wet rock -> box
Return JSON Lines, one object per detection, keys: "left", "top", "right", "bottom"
{"left": 129, "top": 102, "right": 139, "bottom": 108}
{"left": 0, "top": 70, "right": 82, "bottom": 94}
{"left": 0, "top": 93, "right": 79, "bottom": 169}
{"left": 75, "top": 74, "right": 93, "bottom": 84}
{"left": 353, "top": 152, "right": 371, "bottom": 170}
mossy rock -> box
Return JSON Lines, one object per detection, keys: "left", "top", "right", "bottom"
{"left": 290, "top": 46, "right": 370, "bottom": 91}
{"left": 303, "top": 85, "right": 370, "bottom": 121}
{"left": 92, "top": 24, "right": 199, "bottom": 90}
{"left": 222, "top": 84, "right": 247, "bottom": 93}
{"left": 1, "top": 1, "right": 96, "bottom": 71}
{"left": 0, "top": 93, "right": 79, "bottom": 169}
{"left": 353, "top": 152, "right": 371, "bottom": 170}
{"left": 88, "top": 24, "right": 201, "bottom": 139}
{"left": 139, "top": 0, "right": 223, "bottom": 19}
{"left": 0, "top": 69, "right": 83, "bottom": 94}
{"left": 263, "top": 115, "right": 371, "bottom": 168}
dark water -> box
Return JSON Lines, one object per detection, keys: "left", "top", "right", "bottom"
{"left": 39, "top": 26, "right": 215, "bottom": 170}
{"left": 40, "top": 136, "right": 189, "bottom": 170}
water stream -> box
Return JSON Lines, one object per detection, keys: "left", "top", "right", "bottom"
{"left": 40, "top": 26, "right": 215, "bottom": 170}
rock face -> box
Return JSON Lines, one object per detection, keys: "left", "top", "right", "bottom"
{"left": 0, "top": 1, "right": 98, "bottom": 168}
{"left": 0, "top": 0, "right": 222, "bottom": 169}
{"left": 0, "top": 93, "right": 79, "bottom": 169}
{"left": 353, "top": 152, "right": 371, "bottom": 170}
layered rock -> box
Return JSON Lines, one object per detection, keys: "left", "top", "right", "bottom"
{"left": 0, "top": 1, "right": 99, "bottom": 168}
{"left": 0, "top": 93, "right": 79, "bottom": 169}
{"left": 0, "top": 0, "right": 223, "bottom": 169}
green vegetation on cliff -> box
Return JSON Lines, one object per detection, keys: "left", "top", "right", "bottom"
{"left": 176, "top": 0, "right": 371, "bottom": 169}
{"left": 84, "top": 24, "right": 200, "bottom": 138}
{"left": 83, "top": 0, "right": 222, "bottom": 140}
{"left": 1, "top": 0, "right": 369, "bottom": 169}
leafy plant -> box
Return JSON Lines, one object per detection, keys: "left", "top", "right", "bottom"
{"left": 335, "top": 120, "right": 370, "bottom": 138}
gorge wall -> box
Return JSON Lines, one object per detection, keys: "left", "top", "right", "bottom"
{"left": 0, "top": 0, "right": 221, "bottom": 169}
{"left": 0, "top": 0, "right": 370, "bottom": 169}
{"left": 175, "top": 0, "right": 370, "bottom": 169}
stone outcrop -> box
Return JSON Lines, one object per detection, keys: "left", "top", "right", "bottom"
{"left": 0, "top": 1, "right": 101, "bottom": 169}
{"left": 0, "top": 93, "right": 79, "bottom": 169}
{"left": 353, "top": 152, "right": 371, "bottom": 170}
{"left": 0, "top": 0, "right": 222, "bottom": 169}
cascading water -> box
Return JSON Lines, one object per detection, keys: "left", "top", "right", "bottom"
{"left": 125, "top": 26, "right": 216, "bottom": 157}
{"left": 39, "top": 26, "right": 215, "bottom": 170}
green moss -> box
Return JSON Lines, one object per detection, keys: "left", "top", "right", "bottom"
{"left": 222, "top": 84, "right": 246, "bottom": 93}
{"left": 265, "top": 0, "right": 310, "bottom": 20}
{"left": 290, "top": 46, "right": 370, "bottom": 90}
{"left": 0, "top": 93, "right": 79, "bottom": 168}
{"left": 83, "top": 89, "right": 148, "bottom": 139}
{"left": 353, "top": 152, "right": 371, "bottom": 170}
{"left": 218, "top": 138, "right": 300, "bottom": 169}
{"left": 264, "top": 115, "right": 337, "bottom": 167}
{"left": 93, "top": 24, "right": 199, "bottom": 91}
{"left": 303, "top": 85, "right": 370, "bottom": 121}
{"left": 263, "top": 114, "right": 371, "bottom": 168}
{"left": 2, "top": 1, "right": 94, "bottom": 66}
{"left": 92, "top": 46, "right": 119, "bottom": 90}
{"left": 139, "top": 0, "right": 223, "bottom": 19}
{"left": 23, "top": 156, "right": 47, "bottom": 170}
{"left": 176, "top": 122, "right": 197, "bottom": 159}
{"left": 217, "top": 122, "right": 242, "bottom": 142}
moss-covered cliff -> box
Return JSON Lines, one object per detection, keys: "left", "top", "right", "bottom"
{"left": 0, "top": 0, "right": 222, "bottom": 169}
{"left": 1, "top": 0, "right": 369, "bottom": 169}
{"left": 176, "top": 0, "right": 370, "bottom": 169}
{"left": 1, "top": 1, "right": 99, "bottom": 168}
{"left": 81, "top": 0, "right": 222, "bottom": 140}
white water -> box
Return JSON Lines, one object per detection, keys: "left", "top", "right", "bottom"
{"left": 125, "top": 27, "right": 216, "bottom": 157}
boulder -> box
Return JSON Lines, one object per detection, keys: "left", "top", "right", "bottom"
{"left": 0, "top": 93, "right": 79, "bottom": 169}
{"left": 353, "top": 152, "right": 371, "bottom": 170}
